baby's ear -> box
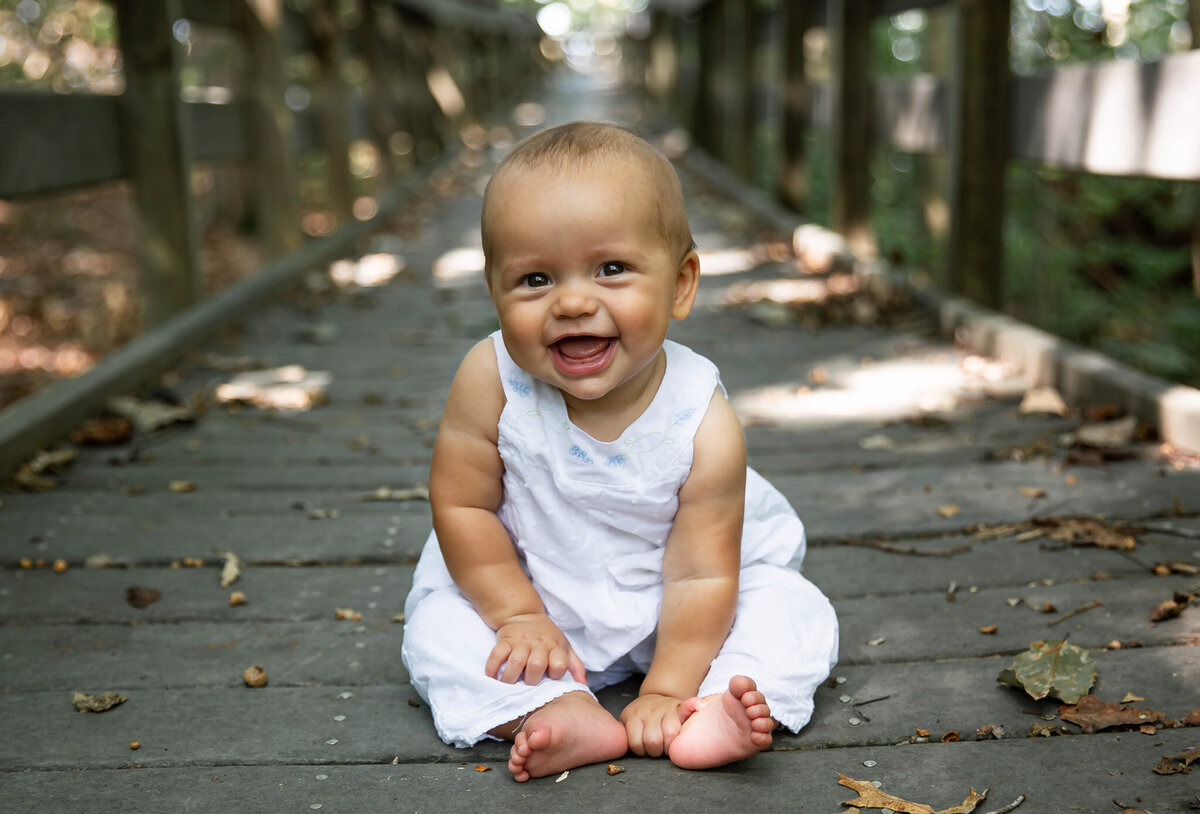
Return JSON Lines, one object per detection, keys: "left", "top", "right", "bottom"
{"left": 670, "top": 250, "right": 701, "bottom": 320}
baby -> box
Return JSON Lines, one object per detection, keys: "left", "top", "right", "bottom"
{"left": 401, "top": 121, "right": 838, "bottom": 781}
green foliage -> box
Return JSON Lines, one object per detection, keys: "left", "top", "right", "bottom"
{"left": 0, "top": 0, "right": 121, "bottom": 93}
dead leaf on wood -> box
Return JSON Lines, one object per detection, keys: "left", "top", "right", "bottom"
{"left": 997, "top": 639, "right": 1096, "bottom": 703}
{"left": 335, "top": 608, "right": 363, "bottom": 621}
{"left": 1153, "top": 747, "right": 1200, "bottom": 775}
{"left": 975, "top": 724, "right": 1004, "bottom": 740}
{"left": 1019, "top": 386, "right": 1070, "bottom": 417}
{"left": 72, "top": 691, "right": 127, "bottom": 712}
{"left": 216, "top": 550, "right": 244, "bottom": 587}
{"left": 168, "top": 480, "right": 197, "bottom": 493}
{"left": 106, "top": 395, "right": 195, "bottom": 433}
{"left": 1073, "top": 416, "right": 1137, "bottom": 449}
{"left": 1150, "top": 591, "right": 1196, "bottom": 622}
{"left": 1029, "top": 722, "right": 1056, "bottom": 738}
{"left": 1181, "top": 709, "right": 1200, "bottom": 726}
{"left": 361, "top": 484, "right": 430, "bottom": 502}
{"left": 13, "top": 447, "right": 78, "bottom": 490}
{"left": 1120, "top": 692, "right": 1145, "bottom": 703}
{"left": 606, "top": 763, "right": 625, "bottom": 776}
{"left": 837, "top": 774, "right": 989, "bottom": 814}
{"left": 1153, "top": 561, "right": 1200, "bottom": 576}
{"left": 70, "top": 416, "right": 133, "bottom": 445}
{"left": 1058, "top": 694, "right": 1165, "bottom": 734}
{"left": 937, "top": 504, "right": 961, "bottom": 518}
{"left": 215, "top": 366, "right": 332, "bottom": 411}
{"left": 125, "top": 586, "right": 161, "bottom": 609}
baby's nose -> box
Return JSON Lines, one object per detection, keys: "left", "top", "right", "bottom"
{"left": 552, "top": 284, "right": 598, "bottom": 317}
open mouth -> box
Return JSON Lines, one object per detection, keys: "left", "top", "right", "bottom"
{"left": 550, "top": 335, "right": 616, "bottom": 376}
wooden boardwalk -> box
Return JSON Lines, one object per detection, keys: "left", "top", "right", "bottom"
{"left": 3, "top": 77, "right": 1199, "bottom": 813}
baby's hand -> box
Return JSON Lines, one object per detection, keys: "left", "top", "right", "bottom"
{"left": 486, "top": 612, "right": 586, "bottom": 686}
{"left": 620, "top": 694, "right": 684, "bottom": 758}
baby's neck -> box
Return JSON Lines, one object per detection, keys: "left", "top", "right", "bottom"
{"left": 561, "top": 349, "right": 667, "bottom": 443}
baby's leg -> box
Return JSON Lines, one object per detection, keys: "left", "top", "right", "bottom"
{"left": 667, "top": 675, "right": 775, "bottom": 770}
{"left": 502, "top": 691, "right": 628, "bottom": 782}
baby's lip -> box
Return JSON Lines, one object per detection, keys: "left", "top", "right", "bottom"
{"left": 550, "top": 335, "right": 616, "bottom": 376}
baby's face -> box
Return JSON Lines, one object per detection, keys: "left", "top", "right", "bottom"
{"left": 486, "top": 157, "right": 697, "bottom": 409}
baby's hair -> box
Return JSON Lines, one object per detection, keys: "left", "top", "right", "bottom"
{"left": 481, "top": 121, "right": 695, "bottom": 270}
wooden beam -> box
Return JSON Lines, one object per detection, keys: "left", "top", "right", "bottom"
{"left": 778, "top": 0, "right": 815, "bottom": 211}
{"left": 308, "top": 0, "right": 355, "bottom": 227}
{"left": 828, "top": 0, "right": 874, "bottom": 256}
{"left": 945, "top": 0, "right": 1009, "bottom": 309}
{"left": 115, "top": 0, "right": 204, "bottom": 328}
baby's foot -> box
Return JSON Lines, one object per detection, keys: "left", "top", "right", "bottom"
{"left": 666, "top": 675, "right": 775, "bottom": 770}
{"left": 508, "top": 691, "right": 628, "bottom": 782}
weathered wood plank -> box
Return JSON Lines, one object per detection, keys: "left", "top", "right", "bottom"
{"left": 0, "top": 93, "right": 124, "bottom": 197}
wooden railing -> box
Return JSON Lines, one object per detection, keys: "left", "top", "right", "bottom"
{"left": 643, "top": 0, "right": 1200, "bottom": 308}
{"left": 0, "top": 0, "right": 541, "bottom": 328}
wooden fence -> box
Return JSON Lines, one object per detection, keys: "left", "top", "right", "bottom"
{"left": 0, "top": 0, "right": 541, "bottom": 328}
{"left": 643, "top": 0, "right": 1200, "bottom": 308}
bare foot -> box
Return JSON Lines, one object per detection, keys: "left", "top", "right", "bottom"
{"left": 666, "top": 675, "right": 775, "bottom": 770}
{"left": 507, "top": 691, "right": 628, "bottom": 782}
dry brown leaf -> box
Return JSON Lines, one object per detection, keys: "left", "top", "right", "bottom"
{"left": 1182, "top": 709, "right": 1200, "bottom": 726}
{"left": 606, "top": 763, "right": 625, "bottom": 776}
{"left": 70, "top": 416, "right": 133, "bottom": 445}
{"left": 1073, "top": 415, "right": 1136, "bottom": 449}
{"left": 125, "top": 586, "right": 161, "bottom": 609}
{"left": 978, "top": 625, "right": 998, "bottom": 635}
{"left": 1153, "top": 747, "right": 1200, "bottom": 775}
{"left": 335, "top": 608, "right": 363, "bottom": 621}
{"left": 474, "top": 765, "right": 491, "bottom": 772}
{"left": 216, "top": 550, "right": 244, "bottom": 587}
{"left": 1120, "top": 692, "right": 1145, "bottom": 703}
{"left": 837, "top": 774, "right": 988, "bottom": 814}
{"left": 937, "top": 504, "right": 960, "bottom": 518}
{"left": 1150, "top": 592, "right": 1196, "bottom": 622}
{"left": 1058, "top": 694, "right": 1165, "bottom": 734}
{"left": 169, "top": 480, "right": 197, "bottom": 493}
{"left": 1019, "top": 386, "right": 1069, "bottom": 416}
{"left": 72, "top": 691, "right": 128, "bottom": 712}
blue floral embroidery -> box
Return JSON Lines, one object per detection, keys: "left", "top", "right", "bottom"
{"left": 605, "top": 455, "right": 627, "bottom": 468}
{"left": 508, "top": 378, "right": 531, "bottom": 397}
{"left": 568, "top": 445, "right": 594, "bottom": 464}
{"left": 673, "top": 407, "right": 696, "bottom": 424}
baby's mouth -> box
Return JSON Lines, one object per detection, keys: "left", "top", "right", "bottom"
{"left": 550, "top": 335, "right": 616, "bottom": 376}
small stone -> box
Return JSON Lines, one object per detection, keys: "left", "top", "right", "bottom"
{"left": 229, "top": 591, "right": 247, "bottom": 607}
{"left": 334, "top": 608, "right": 363, "bottom": 621}
{"left": 835, "top": 676, "right": 847, "bottom": 685}
{"left": 334, "top": 715, "right": 346, "bottom": 722}
{"left": 130, "top": 741, "right": 141, "bottom": 750}
{"left": 242, "top": 665, "right": 268, "bottom": 688}
{"left": 848, "top": 717, "right": 863, "bottom": 726}
{"left": 839, "top": 694, "right": 853, "bottom": 703}
{"left": 325, "top": 739, "right": 338, "bottom": 746}
{"left": 863, "top": 760, "right": 877, "bottom": 768}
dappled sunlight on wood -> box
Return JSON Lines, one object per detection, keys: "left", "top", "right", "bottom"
{"left": 433, "top": 246, "right": 486, "bottom": 286}
{"left": 214, "top": 364, "right": 332, "bottom": 412}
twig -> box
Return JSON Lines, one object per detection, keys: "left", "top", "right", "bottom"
{"left": 1047, "top": 600, "right": 1104, "bottom": 626}
{"left": 850, "top": 694, "right": 892, "bottom": 722}
{"left": 983, "top": 794, "right": 1026, "bottom": 814}
{"left": 841, "top": 538, "right": 971, "bottom": 557}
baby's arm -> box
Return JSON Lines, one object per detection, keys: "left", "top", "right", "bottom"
{"left": 620, "top": 390, "right": 746, "bottom": 757}
{"left": 430, "top": 340, "right": 585, "bottom": 686}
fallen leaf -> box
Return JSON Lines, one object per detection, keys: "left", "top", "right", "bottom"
{"left": 1058, "top": 694, "right": 1165, "bottom": 734}
{"left": 837, "top": 774, "right": 988, "bottom": 814}
{"left": 242, "top": 665, "right": 268, "bottom": 687}
{"left": 940, "top": 731, "right": 960, "bottom": 742}
{"left": 70, "top": 416, "right": 133, "bottom": 445}
{"left": 72, "top": 691, "right": 128, "bottom": 712}
{"left": 1182, "top": 709, "right": 1200, "bottom": 725}
{"left": 1150, "top": 592, "right": 1196, "bottom": 622}
{"left": 555, "top": 770, "right": 569, "bottom": 783}
{"left": 997, "top": 639, "right": 1096, "bottom": 703}
{"left": 979, "top": 625, "right": 998, "bottom": 635}
{"left": 125, "top": 586, "right": 161, "bottom": 609}
{"left": 1152, "top": 561, "right": 1200, "bottom": 576}
{"left": 1120, "top": 692, "right": 1145, "bottom": 703}
{"left": 129, "top": 741, "right": 141, "bottom": 750}
{"left": 214, "top": 366, "right": 332, "bottom": 411}
{"left": 1073, "top": 416, "right": 1136, "bottom": 449}
{"left": 916, "top": 728, "right": 931, "bottom": 737}
{"left": 107, "top": 396, "right": 195, "bottom": 433}
{"left": 474, "top": 765, "right": 491, "bottom": 772}
{"left": 1019, "top": 386, "right": 1069, "bottom": 417}
{"left": 169, "top": 480, "right": 196, "bottom": 493}
{"left": 975, "top": 724, "right": 1004, "bottom": 740}
{"left": 1039, "top": 602, "right": 1058, "bottom": 614}
{"left": 13, "top": 447, "right": 78, "bottom": 490}
{"left": 937, "top": 504, "right": 960, "bottom": 518}
{"left": 362, "top": 484, "right": 430, "bottom": 502}
{"left": 1153, "top": 747, "right": 1200, "bottom": 775}
{"left": 607, "top": 763, "right": 625, "bottom": 776}
{"left": 1029, "top": 722, "right": 1056, "bottom": 737}
{"left": 335, "top": 608, "right": 363, "bottom": 621}
{"left": 229, "top": 591, "right": 247, "bottom": 607}
{"left": 216, "top": 550, "right": 244, "bottom": 587}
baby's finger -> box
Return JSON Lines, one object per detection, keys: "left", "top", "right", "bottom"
{"left": 500, "top": 645, "right": 529, "bottom": 684}
{"left": 523, "top": 649, "right": 548, "bottom": 685}
{"left": 567, "top": 650, "right": 587, "bottom": 684}
{"left": 485, "top": 642, "right": 512, "bottom": 680}
{"left": 624, "top": 716, "right": 646, "bottom": 756}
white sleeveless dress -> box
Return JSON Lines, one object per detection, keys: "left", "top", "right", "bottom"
{"left": 402, "top": 332, "right": 838, "bottom": 747}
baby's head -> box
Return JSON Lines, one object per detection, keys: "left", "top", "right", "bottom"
{"left": 481, "top": 121, "right": 694, "bottom": 276}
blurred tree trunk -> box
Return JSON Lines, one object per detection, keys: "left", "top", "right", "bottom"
{"left": 1192, "top": 0, "right": 1200, "bottom": 293}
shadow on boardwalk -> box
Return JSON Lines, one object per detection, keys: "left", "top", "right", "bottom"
{"left": 2, "top": 73, "right": 1199, "bottom": 813}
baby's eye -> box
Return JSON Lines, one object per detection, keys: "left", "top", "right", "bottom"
{"left": 521, "top": 272, "right": 551, "bottom": 288}
{"left": 597, "top": 262, "right": 627, "bottom": 278}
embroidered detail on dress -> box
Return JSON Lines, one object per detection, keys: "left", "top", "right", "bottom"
{"left": 673, "top": 407, "right": 696, "bottom": 424}
{"left": 507, "top": 378, "right": 531, "bottom": 397}
{"left": 569, "top": 445, "right": 594, "bottom": 464}
{"left": 605, "top": 455, "right": 627, "bottom": 468}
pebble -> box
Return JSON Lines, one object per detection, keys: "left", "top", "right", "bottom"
{"left": 863, "top": 760, "right": 877, "bottom": 768}
{"left": 839, "top": 694, "right": 852, "bottom": 704}
{"left": 848, "top": 717, "right": 862, "bottom": 726}
{"left": 334, "top": 715, "right": 346, "bottom": 722}
{"left": 315, "top": 774, "right": 329, "bottom": 781}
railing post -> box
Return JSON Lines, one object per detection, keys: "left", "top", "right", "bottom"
{"left": 726, "top": 0, "right": 751, "bottom": 180}
{"left": 778, "top": 0, "right": 815, "bottom": 211}
{"left": 309, "top": 0, "right": 355, "bottom": 227}
{"left": 1191, "top": 0, "right": 1200, "bottom": 294}
{"left": 946, "top": 0, "right": 1009, "bottom": 308}
{"left": 354, "top": 0, "right": 396, "bottom": 188}
{"left": 694, "top": 1, "right": 726, "bottom": 159}
{"left": 238, "top": 0, "right": 303, "bottom": 257}
{"left": 115, "top": 0, "right": 203, "bottom": 328}
{"left": 828, "top": 0, "right": 874, "bottom": 256}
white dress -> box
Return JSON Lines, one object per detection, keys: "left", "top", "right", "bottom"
{"left": 402, "top": 332, "right": 839, "bottom": 747}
